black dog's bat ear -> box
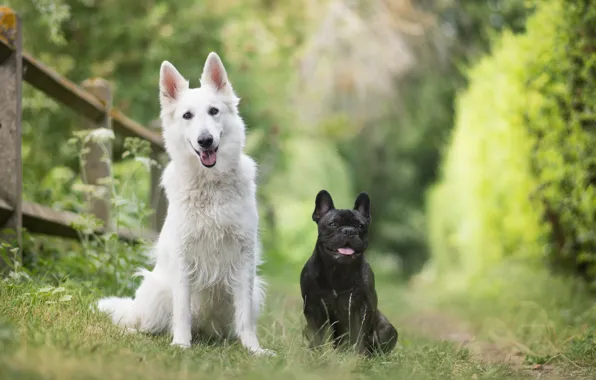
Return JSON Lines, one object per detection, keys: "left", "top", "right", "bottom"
{"left": 354, "top": 192, "right": 371, "bottom": 222}
{"left": 313, "top": 190, "right": 335, "bottom": 223}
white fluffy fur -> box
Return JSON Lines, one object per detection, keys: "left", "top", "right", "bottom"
{"left": 97, "top": 52, "right": 272, "bottom": 355}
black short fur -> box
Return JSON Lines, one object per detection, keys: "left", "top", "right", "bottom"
{"left": 300, "top": 190, "right": 398, "bottom": 356}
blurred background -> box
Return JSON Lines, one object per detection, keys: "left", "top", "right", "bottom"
{"left": 7, "top": 0, "right": 595, "bottom": 289}
{"left": 2, "top": 1, "right": 596, "bottom": 377}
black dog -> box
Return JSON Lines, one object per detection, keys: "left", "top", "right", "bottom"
{"left": 300, "top": 190, "right": 398, "bottom": 356}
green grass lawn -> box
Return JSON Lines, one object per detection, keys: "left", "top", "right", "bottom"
{"left": 0, "top": 258, "right": 595, "bottom": 380}
{"left": 0, "top": 267, "right": 512, "bottom": 380}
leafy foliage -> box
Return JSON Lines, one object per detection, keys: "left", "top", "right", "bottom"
{"left": 2, "top": 131, "right": 154, "bottom": 295}
{"left": 10, "top": 0, "right": 365, "bottom": 262}
{"left": 11, "top": 0, "right": 298, "bottom": 193}
{"left": 427, "top": 0, "right": 596, "bottom": 285}
{"left": 341, "top": 0, "right": 530, "bottom": 277}
{"left": 526, "top": 0, "right": 596, "bottom": 280}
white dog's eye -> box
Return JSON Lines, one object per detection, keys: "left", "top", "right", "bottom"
{"left": 183, "top": 111, "right": 193, "bottom": 120}
{"left": 208, "top": 107, "right": 219, "bottom": 116}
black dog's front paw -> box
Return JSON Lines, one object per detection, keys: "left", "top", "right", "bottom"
{"left": 368, "top": 312, "right": 398, "bottom": 355}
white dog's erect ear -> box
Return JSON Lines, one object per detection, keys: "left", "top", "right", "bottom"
{"left": 200, "top": 52, "right": 234, "bottom": 95}
{"left": 159, "top": 61, "right": 188, "bottom": 106}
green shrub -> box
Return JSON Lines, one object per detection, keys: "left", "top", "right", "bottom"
{"left": 426, "top": 0, "right": 596, "bottom": 286}
{"left": 526, "top": 0, "right": 596, "bottom": 280}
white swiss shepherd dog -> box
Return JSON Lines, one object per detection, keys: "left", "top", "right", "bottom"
{"left": 97, "top": 52, "right": 273, "bottom": 356}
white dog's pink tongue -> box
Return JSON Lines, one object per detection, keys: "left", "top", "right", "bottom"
{"left": 200, "top": 150, "right": 217, "bottom": 166}
{"left": 337, "top": 247, "right": 355, "bottom": 255}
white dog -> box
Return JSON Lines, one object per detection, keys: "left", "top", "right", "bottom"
{"left": 98, "top": 52, "right": 272, "bottom": 356}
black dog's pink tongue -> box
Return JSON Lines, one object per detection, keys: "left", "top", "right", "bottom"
{"left": 337, "top": 248, "right": 355, "bottom": 255}
{"left": 200, "top": 150, "right": 217, "bottom": 166}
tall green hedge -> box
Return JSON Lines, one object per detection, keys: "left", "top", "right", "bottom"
{"left": 427, "top": 0, "right": 596, "bottom": 286}
{"left": 529, "top": 0, "right": 596, "bottom": 280}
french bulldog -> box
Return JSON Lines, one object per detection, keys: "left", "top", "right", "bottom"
{"left": 300, "top": 190, "right": 398, "bottom": 356}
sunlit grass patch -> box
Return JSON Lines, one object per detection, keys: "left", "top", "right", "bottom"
{"left": 0, "top": 266, "right": 519, "bottom": 380}
{"left": 413, "top": 261, "right": 596, "bottom": 378}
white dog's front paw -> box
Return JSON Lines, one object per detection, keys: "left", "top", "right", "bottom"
{"left": 171, "top": 340, "right": 191, "bottom": 349}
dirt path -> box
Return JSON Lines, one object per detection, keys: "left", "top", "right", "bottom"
{"left": 399, "top": 310, "right": 560, "bottom": 379}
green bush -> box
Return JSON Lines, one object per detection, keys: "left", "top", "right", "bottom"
{"left": 527, "top": 0, "right": 596, "bottom": 280}
{"left": 426, "top": 0, "right": 596, "bottom": 286}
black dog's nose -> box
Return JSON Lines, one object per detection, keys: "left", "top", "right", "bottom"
{"left": 198, "top": 135, "right": 214, "bottom": 148}
{"left": 342, "top": 227, "right": 357, "bottom": 237}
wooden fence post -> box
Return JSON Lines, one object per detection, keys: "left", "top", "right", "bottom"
{"left": 81, "top": 78, "right": 113, "bottom": 231}
{"left": 150, "top": 120, "right": 167, "bottom": 232}
{"left": 0, "top": 7, "right": 23, "bottom": 267}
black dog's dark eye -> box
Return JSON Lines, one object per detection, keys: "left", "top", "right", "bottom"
{"left": 208, "top": 107, "right": 219, "bottom": 116}
{"left": 358, "top": 223, "right": 364, "bottom": 229}
{"left": 328, "top": 222, "right": 337, "bottom": 227}
{"left": 183, "top": 111, "right": 193, "bottom": 120}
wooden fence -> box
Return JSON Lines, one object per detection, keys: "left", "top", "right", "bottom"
{"left": 0, "top": 7, "right": 167, "bottom": 264}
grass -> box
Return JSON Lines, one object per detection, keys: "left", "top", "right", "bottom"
{"left": 0, "top": 259, "right": 524, "bottom": 380}
{"left": 410, "top": 261, "right": 596, "bottom": 379}
{"left": 3, "top": 142, "right": 595, "bottom": 379}
{"left": 1, "top": 240, "right": 595, "bottom": 380}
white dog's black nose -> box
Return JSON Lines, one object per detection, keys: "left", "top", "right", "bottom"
{"left": 198, "top": 135, "right": 214, "bottom": 148}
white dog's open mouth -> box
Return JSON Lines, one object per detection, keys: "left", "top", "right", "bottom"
{"left": 199, "top": 148, "right": 218, "bottom": 167}
{"left": 190, "top": 143, "right": 219, "bottom": 168}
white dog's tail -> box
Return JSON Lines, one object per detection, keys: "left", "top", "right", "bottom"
{"left": 97, "top": 269, "right": 171, "bottom": 334}
{"left": 97, "top": 297, "right": 136, "bottom": 328}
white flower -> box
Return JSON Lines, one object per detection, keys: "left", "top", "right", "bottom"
{"left": 87, "top": 128, "right": 115, "bottom": 143}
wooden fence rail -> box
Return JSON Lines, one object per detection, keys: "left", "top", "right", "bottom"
{"left": 0, "top": 7, "right": 167, "bottom": 266}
